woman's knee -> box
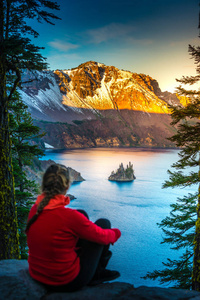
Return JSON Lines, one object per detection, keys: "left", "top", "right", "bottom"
{"left": 95, "top": 218, "right": 111, "bottom": 229}
{"left": 77, "top": 209, "right": 89, "bottom": 219}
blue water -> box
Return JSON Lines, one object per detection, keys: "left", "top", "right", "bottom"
{"left": 41, "top": 148, "right": 194, "bottom": 287}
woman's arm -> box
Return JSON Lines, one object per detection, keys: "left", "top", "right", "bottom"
{"left": 68, "top": 210, "right": 121, "bottom": 245}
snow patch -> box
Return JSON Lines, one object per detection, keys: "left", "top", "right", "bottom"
{"left": 20, "top": 71, "right": 68, "bottom": 113}
{"left": 44, "top": 143, "right": 54, "bottom": 149}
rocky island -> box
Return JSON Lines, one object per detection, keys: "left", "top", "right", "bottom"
{"left": 108, "top": 162, "right": 136, "bottom": 182}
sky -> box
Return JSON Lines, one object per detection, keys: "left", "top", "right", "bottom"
{"left": 29, "top": 0, "right": 199, "bottom": 93}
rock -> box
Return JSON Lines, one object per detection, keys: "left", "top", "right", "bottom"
{"left": 38, "top": 160, "right": 85, "bottom": 184}
{"left": 0, "top": 260, "right": 200, "bottom": 300}
{"left": 108, "top": 162, "right": 136, "bottom": 182}
{"left": 125, "top": 285, "right": 200, "bottom": 300}
{"left": 0, "top": 260, "right": 46, "bottom": 300}
{"left": 43, "top": 282, "right": 134, "bottom": 300}
{"left": 23, "top": 159, "right": 83, "bottom": 203}
{"left": 67, "top": 194, "right": 77, "bottom": 201}
{"left": 25, "top": 159, "right": 85, "bottom": 185}
{"left": 67, "top": 166, "right": 85, "bottom": 183}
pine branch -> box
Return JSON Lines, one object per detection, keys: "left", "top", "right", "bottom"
{"left": 142, "top": 250, "right": 193, "bottom": 289}
{"left": 176, "top": 75, "right": 200, "bottom": 85}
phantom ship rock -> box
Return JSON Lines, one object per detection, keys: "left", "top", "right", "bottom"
{"left": 108, "top": 162, "right": 136, "bottom": 182}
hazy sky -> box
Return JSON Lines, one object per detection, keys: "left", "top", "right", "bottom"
{"left": 30, "top": 0, "right": 199, "bottom": 92}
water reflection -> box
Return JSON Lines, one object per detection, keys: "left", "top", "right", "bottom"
{"left": 109, "top": 180, "right": 135, "bottom": 191}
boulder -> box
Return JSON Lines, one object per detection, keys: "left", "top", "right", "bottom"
{"left": 0, "top": 260, "right": 200, "bottom": 300}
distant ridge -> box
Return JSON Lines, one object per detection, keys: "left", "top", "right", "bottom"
{"left": 20, "top": 61, "right": 179, "bottom": 149}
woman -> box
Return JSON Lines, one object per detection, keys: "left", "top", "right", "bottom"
{"left": 26, "top": 163, "right": 121, "bottom": 292}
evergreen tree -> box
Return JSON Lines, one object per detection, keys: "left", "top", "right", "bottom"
{"left": 0, "top": 0, "right": 60, "bottom": 259}
{"left": 9, "top": 90, "right": 44, "bottom": 258}
{"left": 143, "top": 44, "right": 200, "bottom": 289}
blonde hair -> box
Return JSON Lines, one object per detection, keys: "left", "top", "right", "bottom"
{"left": 26, "top": 164, "right": 70, "bottom": 232}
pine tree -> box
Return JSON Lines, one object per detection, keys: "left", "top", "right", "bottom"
{"left": 0, "top": 0, "right": 60, "bottom": 259}
{"left": 9, "top": 90, "right": 44, "bottom": 258}
{"left": 143, "top": 42, "right": 200, "bottom": 289}
{"left": 143, "top": 193, "right": 196, "bottom": 289}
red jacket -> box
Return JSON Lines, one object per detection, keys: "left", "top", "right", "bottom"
{"left": 27, "top": 202, "right": 121, "bottom": 286}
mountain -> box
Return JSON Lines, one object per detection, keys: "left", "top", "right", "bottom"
{"left": 20, "top": 61, "right": 179, "bottom": 149}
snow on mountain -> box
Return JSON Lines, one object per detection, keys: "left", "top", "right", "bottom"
{"left": 20, "top": 69, "right": 91, "bottom": 122}
{"left": 20, "top": 70, "right": 64, "bottom": 109}
{"left": 19, "top": 62, "right": 180, "bottom": 149}
{"left": 20, "top": 61, "right": 180, "bottom": 124}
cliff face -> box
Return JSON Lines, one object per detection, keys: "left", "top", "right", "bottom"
{"left": 33, "top": 110, "right": 175, "bottom": 149}
{"left": 54, "top": 61, "right": 176, "bottom": 114}
{"left": 20, "top": 61, "right": 180, "bottom": 149}
{"left": 25, "top": 159, "right": 85, "bottom": 185}
{"left": 1, "top": 260, "right": 200, "bottom": 300}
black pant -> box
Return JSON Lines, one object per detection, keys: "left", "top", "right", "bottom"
{"left": 45, "top": 210, "right": 111, "bottom": 293}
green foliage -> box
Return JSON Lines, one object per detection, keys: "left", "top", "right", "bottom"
{"left": 72, "top": 120, "right": 85, "bottom": 125}
{"left": 143, "top": 193, "right": 196, "bottom": 289}
{"left": 1, "top": 1, "right": 61, "bottom": 102}
{"left": 125, "top": 166, "right": 134, "bottom": 179}
{"left": 144, "top": 250, "right": 193, "bottom": 289}
{"left": 9, "top": 91, "right": 44, "bottom": 258}
{"left": 143, "top": 42, "right": 200, "bottom": 289}
{"left": 159, "top": 194, "right": 196, "bottom": 250}
{"left": 0, "top": 0, "right": 60, "bottom": 259}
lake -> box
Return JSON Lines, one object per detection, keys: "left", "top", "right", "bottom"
{"left": 41, "top": 148, "right": 194, "bottom": 287}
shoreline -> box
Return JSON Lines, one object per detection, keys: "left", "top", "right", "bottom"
{"left": 44, "top": 146, "right": 179, "bottom": 153}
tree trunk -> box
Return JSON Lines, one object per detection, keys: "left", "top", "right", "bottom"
{"left": 192, "top": 158, "right": 200, "bottom": 290}
{"left": 0, "top": 0, "right": 20, "bottom": 259}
